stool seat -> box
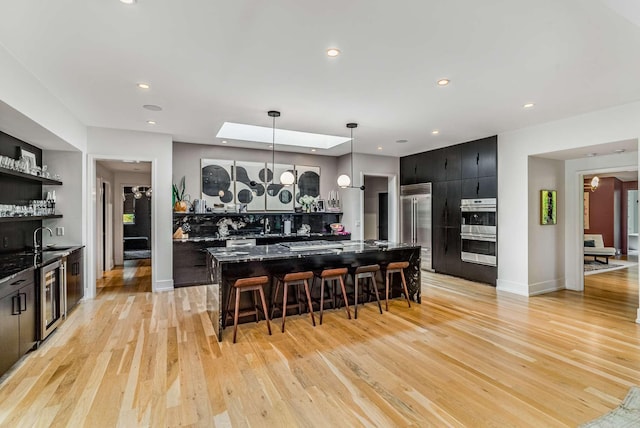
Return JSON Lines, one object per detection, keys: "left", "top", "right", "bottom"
{"left": 352, "top": 264, "right": 382, "bottom": 318}
{"left": 315, "top": 267, "right": 351, "bottom": 324}
{"left": 234, "top": 275, "right": 269, "bottom": 288}
{"left": 384, "top": 261, "right": 412, "bottom": 311}
{"left": 272, "top": 270, "right": 316, "bottom": 332}
{"left": 226, "top": 275, "right": 272, "bottom": 343}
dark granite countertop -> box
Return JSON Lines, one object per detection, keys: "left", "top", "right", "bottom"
{"left": 207, "top": 240, "right": 420, "bottom": 263}
{"left": 0, "top": 245, "right": 84, "bottom": 285}
{"left": 174, "top": 232, "right": 349, "bottom": 243}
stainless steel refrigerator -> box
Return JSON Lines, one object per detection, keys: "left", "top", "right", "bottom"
{"left": 400, "top": 183, "right": 432, "bottom": 270}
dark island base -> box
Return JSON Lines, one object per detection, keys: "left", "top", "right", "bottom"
{"left": 208, "top": 246, "right": 421, "bottom": 341}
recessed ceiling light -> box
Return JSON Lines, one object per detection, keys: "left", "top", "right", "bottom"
{"left": 327, "top": 48, "right": 340, "bottom": 57}
{"left": 396, "top": 139, "right": 408, "bottom": 144}
{"left": 437, "top": 79, "right": 450, "bottom": 86}
{"left": 137, "top": 83, "right": 150, "bottom": 89}
{"left": 143, "top": 104, "right": 162, "bottom": 111}
{"left": 311, "top": 149, "right": 317, "bottom": 152}
{"left": 615, "top": 149, "right": 626, "bottom": 153}
{"left": 221, "top": 140, "right": 228, "bottom": 144}
{"left": 147, "top": 120, "right": 156, "bottom": 125}
{"left": 377, "top": 146, "right": 383, "bottom": 150}
{"left": 120, "top": 0, "right": 136, "bottom": 4}
{"left": 432, "top": 130, "right": 440, "bottom": 135}
{"left": 217, "top": 122, "right": 350, "bottom": 149}
{"left": 587, "top": 153, "right": 597, "bottom": 157}
{"left": 523, "top": 103, "right": 535, "bottom": 109}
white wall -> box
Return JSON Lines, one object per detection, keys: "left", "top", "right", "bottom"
{"left": 527, "top": 157, "right": 565, "bottom": 295}
{"left": 0, "top": 44, "right": 86, "bottom": 152}
{"left": 87, "top": 127, "right": 173, "bottom": 295}
{"left": 113, "top": 171, "right": 151, "bottom": 266}
{"left": 172, "top": 142, "right": 340, "bottom": 204}
{"left": 498, "top": 101, "right": 640, "bottom": 308}
{"left": 41, "top": 150, "right": 85, "bottom": 249}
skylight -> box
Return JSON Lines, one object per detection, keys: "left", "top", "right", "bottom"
{"left": 216, "top": 122, "right": 351, "bottom": 150}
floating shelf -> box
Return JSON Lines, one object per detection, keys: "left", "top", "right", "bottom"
{"left": 0, "top": 168, "right": 63, "bottom": 185}
{"left": 0, "top": 214, "right": 63, "bottom": 223}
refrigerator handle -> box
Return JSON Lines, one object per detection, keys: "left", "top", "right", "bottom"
{"left": 413, "top": 198, "right": 417, "bottom": 242}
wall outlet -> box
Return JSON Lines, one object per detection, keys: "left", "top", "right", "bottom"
{"left": 56, "top": 227, "right": 64, "bottom": 236}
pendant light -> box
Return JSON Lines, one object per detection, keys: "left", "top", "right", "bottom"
{"left": 337, "top": 123, "right": 365, "bottom": 190}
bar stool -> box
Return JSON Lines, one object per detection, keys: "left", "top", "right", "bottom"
{"left": 384, "top": 261, "right": 411, "bottom": 311}
{"left": 271, "top": 271, "right": 316, "bottom": 332}
{"left": 225, "top": 275, "right": 272, "bottom": 343}
{"left": 351, "top": 264, "right": 383, "bottom": 319}
{"left": 315, "top": 267, "right": 351, "bottom": 324}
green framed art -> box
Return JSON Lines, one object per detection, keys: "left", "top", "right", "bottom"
{"left": 541, "top": 190, "right": 557, "bottom": 225}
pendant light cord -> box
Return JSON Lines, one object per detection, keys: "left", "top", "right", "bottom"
{"left": 350, "top": 127, "right": 354, "bottom": 186}
{"left": 272, "top": 114, "right": 275, "bottom": 183}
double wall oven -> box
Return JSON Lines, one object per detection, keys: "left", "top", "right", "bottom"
{"left": 460, "top": 198, "right": 497, "bottom": 267}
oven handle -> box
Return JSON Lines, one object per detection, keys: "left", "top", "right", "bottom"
{"left": 460, "top": 233, "right": 496, "bottom": 242}
{"left": 460, "top": 206, "right": 496, "bottom": 212}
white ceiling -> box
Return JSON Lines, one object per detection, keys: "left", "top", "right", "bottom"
{"left": 1, "top": 1, "right": 640, "bottom": 157}
{"left": 97, "top": 159, "right": 152, "bottom": 174}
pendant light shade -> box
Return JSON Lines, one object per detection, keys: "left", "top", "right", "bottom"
{"left": 337, "top": 123, "right": 364, "bottom": 190}
{"left": 337, "top": 174, "right": 351, "bottom": 188}
{"left": 280, "top": 170, "right": 295, "bottom": 186}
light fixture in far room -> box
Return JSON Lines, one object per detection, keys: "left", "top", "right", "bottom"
{"left": 120, "top": 0, "right": 136, "bottom": 4}
{"left": 327, "top": 48, "right": 341, "bottom": 57}
{"left": 590, "top": 176, "right": 600, "bottom": 192}
{"left": 147, "top": 120, "right": 156, "bottom": 125}
{"left": 337, "top": 123, "right": 365, "bottom": 191}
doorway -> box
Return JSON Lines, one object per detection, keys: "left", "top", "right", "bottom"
{"left": 363, "top": 175, "right": 391, "bottom": 240}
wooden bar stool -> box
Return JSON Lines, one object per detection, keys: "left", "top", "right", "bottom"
{"left": 271, "top": 271, "right": 316, "bottom": 332}
{"left": 352, "top": 264, "right": 383, "bottom": 319}
{"left": 316, "top": 267, "right": 351, "bottom": 324}
{"left": 384, "top": 261, "right": 411, "bottom": 311}
{"left": 225, "top": 275, "right": 272, "bottom": 343}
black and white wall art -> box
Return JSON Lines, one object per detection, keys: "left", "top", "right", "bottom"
{"left": 234, "top": 161, "right": 266, "bottom": 211}
{"left": 266, "top": 163, "right": 295, "bottom": 211}
{"left": 201, "top": 159, "right": 234, "bottom": 207}
{"left": 295, "top": 165, "right": 321, "bottom": 203}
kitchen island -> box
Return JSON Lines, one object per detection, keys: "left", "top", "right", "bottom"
{"left": 206, "top": 240, "right": 421, "bottom": 341}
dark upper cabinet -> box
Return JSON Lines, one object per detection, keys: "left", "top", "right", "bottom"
{"left": 400, "top": 155, "right": 417, "bottom": 186}
{"left": 430, "top": 146, "right": 462, "bottom": 182}
{"left": 415, "top": 151, "right": 434, "bottom": 184}
{"left": 462, "top": 177, "right": 497, "bottom": 199}
{"left": 462, "top": 136, "right": 497, "bottom": 179}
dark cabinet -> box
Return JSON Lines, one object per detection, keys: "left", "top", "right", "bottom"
{"left": 415, "top": 152, "right": 434, "bottom": 184}
{"left": 462, "top": 136, "right": 497, "bottom": 179}
{"left": 400, "top": 155, "right": 418, "bottom": 185}
{"left": 433, "top": 180, "right": 461, "bottom": 227}
{"left": 462, "top": 177, "right": 497, "bottom": 199}
{"left": 174, "top": 241, "right": 225, "bottom": 287}
{"left": 0, "top": 270, "right": 36, "bottom": 377}
{"left": 66, "top": 248, "right": 84, "bottom": 312}
{"left": 432, "top": 227, "right": 462, "bottom": 276}
{"left": 429, "top": 147, "right": 461, "bottom": 182}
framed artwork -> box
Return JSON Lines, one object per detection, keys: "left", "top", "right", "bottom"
{"left": 265, "top": 163, "right": 295, "bottom": 210}
{"left": 233, "top": 161, "right": 266, "bottom": 211}
{"left": 294, "top": 165, "right": 320, "bottom": 204}
{"left": 201, "top": 159, "right": 234, "bottom": 207}
{"left": 20, "top": 148, "right": 37, "bottom": 170}
{"left": 584, "top": 192, "right": 590, "bottom": 229}
{"left": 541, "top": 190, "right": 557, "bottom": 225}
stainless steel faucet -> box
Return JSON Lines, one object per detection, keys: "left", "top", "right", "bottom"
{"left": 33, "top": 226, "right": 53, "bottom": 252}
{"left": 264, "top": 217, "right": 270, "bottom": 234}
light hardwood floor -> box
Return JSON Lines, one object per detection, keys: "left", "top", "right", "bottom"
{"left": 0, "top": 264, "right": 638, "bottom": 427}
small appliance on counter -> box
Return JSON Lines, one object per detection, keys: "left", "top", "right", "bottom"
{"left": 192, "top": 199, "right": 207, "bottom": 214}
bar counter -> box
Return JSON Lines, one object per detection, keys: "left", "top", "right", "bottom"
{"left": 206, "top": 240, "right": 421, "bottom": 341}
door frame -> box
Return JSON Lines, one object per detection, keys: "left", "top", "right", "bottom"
{"left": 359, "top": 172, "right": 398, "bottom": 242}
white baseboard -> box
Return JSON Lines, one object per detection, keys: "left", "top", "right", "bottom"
{"left": 528, "top": 278, "right": 565, "bottom": 296}
{"left": 496, "top": 279, "right": 529, "bottom": 296}
{"left": 636, "top": 308, "right": 640, "bottom": 324}
{"left": 153, "top": 279, "right": 174, "bottom": 292}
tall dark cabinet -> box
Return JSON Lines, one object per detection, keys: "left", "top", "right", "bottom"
{"left": 401, "top": 136, "right": 497, "bottom": 285}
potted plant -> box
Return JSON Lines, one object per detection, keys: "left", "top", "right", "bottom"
{"left": 172, "top": 176, "right": 188, "bottom": 212}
